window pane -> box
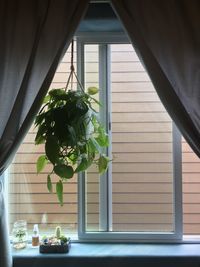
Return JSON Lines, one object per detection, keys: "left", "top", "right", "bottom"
{"left": 83, "top": 42, "right": 176, "bottom": 235}
{"left": 110, "top": 44, "right": 174, "bottom": 232}
{"left": 183, "top": 138, "right": 200, "bottom": 236}
{"left": 8, "top": 44, "right": 78, "bottom": 237}
{"left": 84, "top": 45, "right": 101, "bottom": 231}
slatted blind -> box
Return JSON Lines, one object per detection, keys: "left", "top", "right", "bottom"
{"left": 8, "top": 42, "right": 200, "bottom": 236}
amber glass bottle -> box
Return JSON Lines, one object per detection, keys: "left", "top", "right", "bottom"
{"left": 32, "top": 224, "right": 39, "bottom": 247}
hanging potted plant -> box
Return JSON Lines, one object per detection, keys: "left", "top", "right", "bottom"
{"left": 34, "top": 40, "right": 110, "bottom": 205}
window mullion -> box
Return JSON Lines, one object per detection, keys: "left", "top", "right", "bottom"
{"left": 77, "top": 39, "right": 86, "bottom": 236}
{"left": 99, "top": 44, "right": 112, "bottom": 232}
{"left": 173, "top": 122, "right": 183, "bottom": 239}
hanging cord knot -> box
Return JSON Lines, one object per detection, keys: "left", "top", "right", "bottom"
{"left": 70, "top": 39, "right": 74, "bottom": 72}
{"left": 70, "top": 65, "right": 75, "bottom": 72}
{"left": 65, "top": 38, "right": 84, "bottom": 92}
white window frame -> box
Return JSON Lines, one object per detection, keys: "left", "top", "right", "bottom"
{"left": 76, "top": 32, "right": 183, "bottom": 242}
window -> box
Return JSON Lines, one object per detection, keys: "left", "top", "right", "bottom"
{"left": 77, "top": 36, "right": 181, "bottom": 241}
{"left": 7, "top": 34, "right": 200, "bottom": 242}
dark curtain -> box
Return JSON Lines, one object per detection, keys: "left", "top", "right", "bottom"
{"left": 111, "top": 0, "right": 200, "bottom": 157}
{"left": 0, "top": 1, "right": 89, "bottom": 266}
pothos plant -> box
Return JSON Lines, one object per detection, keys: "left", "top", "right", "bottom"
{"left": 34, "top": 86, "right": 110, "bottom": 205}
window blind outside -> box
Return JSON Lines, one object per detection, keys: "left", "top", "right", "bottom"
{"left": 8, "top": 43, "right": 200, "bottom": 236}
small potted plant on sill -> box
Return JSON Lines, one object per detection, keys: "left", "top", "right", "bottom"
{"left": 34, "top": 40, "right": 110, "bottom": 205}
{"left": 39, "top": 226, "right": 70, "bottom": 253}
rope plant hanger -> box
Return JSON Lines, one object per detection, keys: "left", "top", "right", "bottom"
{"left": 65, "top": 39, "right": 82, "bottom": 91}
{"left": 34, "top": 39, "right": 110, "bottom": 205}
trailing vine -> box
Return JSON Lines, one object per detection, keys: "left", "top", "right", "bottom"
{"left": 34, "top": 40, "right": 110, "bottom": 205}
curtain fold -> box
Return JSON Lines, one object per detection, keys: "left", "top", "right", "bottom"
{"left": 0, "top": 1, "right": 89, "bottom": 266}
{"left": 111, "top": 0, "right": 200, "bottom": 157}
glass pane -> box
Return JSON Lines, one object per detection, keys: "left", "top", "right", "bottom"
{"left": 84, "top": 45, "right": 101, "bottom": 231}
{"left": 111, "top": 44, "right": 174, "bottom": 232}
{"left": 182, "top": 138, "right": 200, "bottom": 236}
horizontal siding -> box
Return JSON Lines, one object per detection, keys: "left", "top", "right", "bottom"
{"left": 13, "top": 152, "right": 173, "bottom": 164}
{"left": 112, "top": 82, "right": 155, "bottom": 92}
{"left": 17, "top": 142, "right": 172, "bottom": 154}
{"left": 22, "top": 132, "right": 172, "bottom": 142}
{"left": 112, "top": 133, "right": 172, "bottom": 142}
{"left": 183, "top": 139, "right": 200, "bottom": 234}
{"left": 110, "top": 45, "right": 173, "bottom": 231}
{"left": 112, "top": 92, "right": 159, "bottom": 102}
{"left": 10, "top": 193, "right": 77, "bottom": 203}
{"left": 112, "top": 184, "right": 172, "bottom": 193}
{"left": 112, "top": 112, "right": 170, "bottom": 122}
{"left": 112, "top": 102, "right": 166, "bottom": 112}
{"left": 112, "top": 193, "right": 172, "bottom": 203}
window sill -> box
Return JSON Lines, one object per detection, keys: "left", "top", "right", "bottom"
{"left": 13, "top": 243, "right": 200, "bottom": 267}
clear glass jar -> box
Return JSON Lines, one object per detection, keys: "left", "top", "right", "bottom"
{"left": 12, "top": 220, "right": 28, "bottom": 249}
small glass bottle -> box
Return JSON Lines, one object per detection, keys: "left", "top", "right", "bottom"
{"left": 12, "top": 220, "right": 28, "bottom": 249}
{"left": 32, "top": 224, "right": 39, "bottom": 247}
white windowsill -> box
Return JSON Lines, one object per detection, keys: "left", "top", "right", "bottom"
{"left": 13, "top": 242, "right": 200, "bottom": 267}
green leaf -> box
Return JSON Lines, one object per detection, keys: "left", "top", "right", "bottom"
{"left": 95, "top": 135, "right": 109, "bottom": 147}
{"left": 49, "top": 89, "right": 66, "bottom": 97}
{"left": 48, "top": 89, "right": 69, "bottom": 102}
{"left": 88, "top": 138, "right": 96, "bottom": 153}
{"left": 67, "top": 125, "right": 77, "bottom": 145}
{"left": 43, "top": 95, "right": 50, "bottom": 104}
{"left": 54, "top": 165, "right": 74, "bottom": 179}
{"left": 68, "top": 150, "right": 79, "bottom": 165}
{"left": 56, "top": 180, "right": 63, "bottom": 206}
{"left": 75, "top": 157, "right": 89, "bottom": 173}
{"left": 47, "top": 175, "right": 53, "bottom": 193}
{"left": 45, "top": 135, "right": 59, "bottom": 164}
{"left": 36, "top": 155, "right": 48, "bottom": 173}
{"left": 98, "top": 155, "right": 110, "bottom": 174}
{"left": 75, "top": 101, "right": 89, "bottom": 116}
{"left": 35, "top": 124, "right": 47, "bottom": 144}
{"left": 35, "top": 135, "right": 45, "bottom": 145}
{"left": 35, "top": 113, "right": 46, "bottom": 126}
{"left": 91, "top": 113, "right": 102, "bottom": 130}
{"left": 87, "top": 87, "right": 99, "bottom": 95}
{"left": 90, "top": 137, "right": 101, "bottom": 153}
{"left": 95, "top": 127, "right": 109, "bottom": 147}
